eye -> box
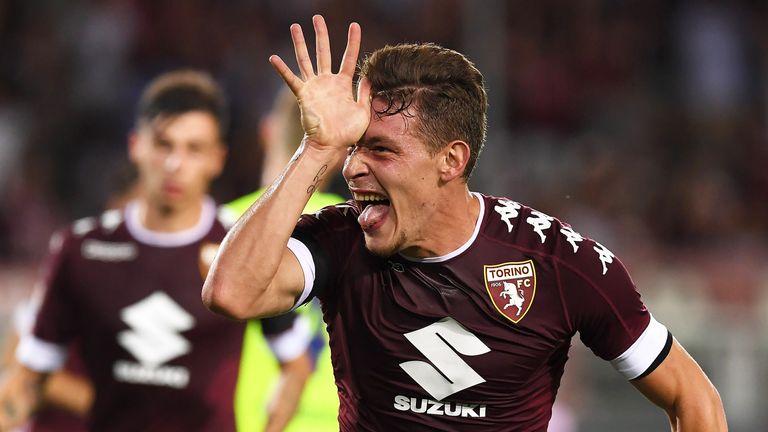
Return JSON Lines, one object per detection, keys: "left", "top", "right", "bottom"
{"left": 372, "top": 146, "right": 390, "bottom": 153}
{"left": 154, "top": 138, "right": 172, "bottom": 150}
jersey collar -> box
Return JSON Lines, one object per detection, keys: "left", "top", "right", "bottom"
{"left": 399, "top": 192, "right": 484, "bottom": 263}
{"left": 125, "top": 197, "right": 216, "bottom": 248}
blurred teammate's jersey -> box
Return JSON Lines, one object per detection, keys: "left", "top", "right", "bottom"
{"left": 227, "top": 188, "right": 343, "bottom": 432}
{"left": 289, "top": 193, "right": 671, "bottom": 431}
{"left": 18, "top": 198, "right": 304, "bottom": 432}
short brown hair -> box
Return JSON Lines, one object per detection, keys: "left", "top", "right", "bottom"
{"left": 136, "top": 70, "right": 228, "bottom": 139}
{"left": 359, "top": 43, "right": 487, "bottom": 180}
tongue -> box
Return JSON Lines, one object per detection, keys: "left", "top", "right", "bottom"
{"left": 358, "top": 204, "right": 389, "bottom": 231}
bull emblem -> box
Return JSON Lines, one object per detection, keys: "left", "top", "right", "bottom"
{"left": 499, "top": 281, "right": 525, "bottom": 316}
{"left": 484, "top": 260, "right": 537, "bottom": 324}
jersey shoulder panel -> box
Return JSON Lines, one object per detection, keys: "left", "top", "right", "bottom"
{"left": 481, "top": 193, "right": 619, "bottom": 277}
{"left": 481, "top": 193, "right": 649, "bottom": 357}
{"left": 291, "top": 201, "right": 363, "bottom": 303}
{"left": 66, "top": 208, "right": 130, "bottom": 241}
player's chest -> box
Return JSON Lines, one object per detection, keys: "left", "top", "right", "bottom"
{"left": 342, "top": 251, "right": 567, "bottom": 332}
{"left": 68, "top": 243, "right": 222, "bottom": 332}
{"left": 337, "top": 254, "right": 572, "bottom": 378}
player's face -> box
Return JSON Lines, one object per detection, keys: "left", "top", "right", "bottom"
{"left": 343, "top": 99, "right": 443, "bottom": 257}
{"left": 129, "top": 111, "right": 226, "bottom": 210}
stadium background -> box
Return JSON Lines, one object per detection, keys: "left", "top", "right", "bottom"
{"left": 0, "top": 0, "right": 766, "bottom": 430}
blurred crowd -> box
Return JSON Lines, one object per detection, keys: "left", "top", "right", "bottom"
{"left": 0, "top": 0, "right": 766, "bottom": 430}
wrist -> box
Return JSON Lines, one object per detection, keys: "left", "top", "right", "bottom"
{"left": 298, "top": 137, "right": 347, "bottom": 165}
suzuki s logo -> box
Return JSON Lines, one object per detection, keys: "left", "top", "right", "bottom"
{"left": 399, "top": 317, "right": 490, "bottom": 401}
{"left": 114, "top": 291, "right": 195, "bottom": 388}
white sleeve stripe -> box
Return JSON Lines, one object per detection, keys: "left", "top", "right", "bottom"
{"left": 16, "top": 335, "right": 68, "bottom": 372}
{"left": 12, "top": 300, "right": 38, "bottom": 335}
{"left": 610, "top": 315, "right": 669, "bottom": 380}
{"left": 287, "top": 237, "right": 315, "bottom": 311}
{"left": 265, "top": 314, "right": 312, "bottom": 363}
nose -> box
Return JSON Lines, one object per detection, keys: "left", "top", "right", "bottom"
{"left": 164, "top": 151, "right": 182, "bottom": 173}
{"left": 342, "top": 147, "right": 369, "bottom": 181}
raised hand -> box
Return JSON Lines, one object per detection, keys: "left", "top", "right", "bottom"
{"left": 269, "top": 15, "right": 371, "bottom": 155}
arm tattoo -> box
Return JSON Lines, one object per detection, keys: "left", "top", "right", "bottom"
{"left": 307, "top": 165, "right": 328, "bottom": 194}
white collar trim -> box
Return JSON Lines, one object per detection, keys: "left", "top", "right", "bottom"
{"left": 399, "top": 192, "right": 484, "bottom": 263}
{"left": 125, "top": 197, "right": 215, "bottom": 247}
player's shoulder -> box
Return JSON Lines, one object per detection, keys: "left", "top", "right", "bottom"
{"left": 63, "top": 208, "right": 126, "bottom": 241}
{"left": 480, "top": 193, "right": 619, "bottom": 276}
{"left": 481, "top": 193, "right": 561, "bottom": 245}
{"left": 47, "top": 207, "right": 129, "bottom": 260}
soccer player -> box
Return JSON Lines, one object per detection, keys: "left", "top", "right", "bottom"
{"left": 204, "top": 15, "right": 727, "bottom": 432}
{"left": 0, "top": 164, "right": 140, "bottom": 432}
{"left": 0, "top": 70, "right": 313, "bottom": 432}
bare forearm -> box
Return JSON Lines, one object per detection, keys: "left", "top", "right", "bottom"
{"left": 633, "top": 341, "right": 727, "bottom": 432}
{"left": 43, "top": 371, "right": 93, "bottom": 416}
{"left": 668, "top": 385, "right": 727, "bottom": 432}
{"left": 203, "top": 142, "right": 343, "bottom": 319}
{"left": 0, "top": 333, "right": 19, "bottom": 370}
{"left": 263, "top": 353, "right": 313, "bottom": 432}
{"left": 0, "top": 365, "right": 47, "bottom": 431}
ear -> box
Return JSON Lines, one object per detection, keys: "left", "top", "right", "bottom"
{"left": 208, "top": 140, "right": 228, "bottom": 179}
{"left": 438, "top": 140, "right": 471, "bottom": 182}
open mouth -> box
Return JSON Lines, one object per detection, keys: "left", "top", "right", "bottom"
{"left": 353, "top": 192, "right": 390, "bottom": 211}
{"left": 352, "top": 192, "right": 391, "bottom": 232}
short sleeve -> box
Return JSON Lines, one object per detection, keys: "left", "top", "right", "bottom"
{"left": 287, "top": 203, "right": 360, "bottom": 308}
{"left": 16, "top": 230, "right": 78, "bottom": 372}
{"left": 260, "top": 312, "right": 311, "bottom": 363}
{"left": 557, "top": 241, "right": 671, "bottom": 380}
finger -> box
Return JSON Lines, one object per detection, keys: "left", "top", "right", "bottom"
{"left": 339, "top": 22, "right": 361, "bottom": 77}
{"left": 290, "top": 23, "right": 315, "bottom": 79}
{"left": 269, "top": 55, "right": 304, "bottom": 95}
{"left": 313, "top": 15, "right": 332, "bottom": 74}
{"left": 356, "top": 76, "right": 372, "bottom": 107}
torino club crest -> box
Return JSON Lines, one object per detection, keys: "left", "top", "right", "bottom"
{"left": 484, "top": 260, "right": 537, "bottom": 324}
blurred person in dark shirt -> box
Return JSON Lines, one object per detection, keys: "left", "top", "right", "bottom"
{"left": 0, "top": 70, "right": 312, "bottom": 432}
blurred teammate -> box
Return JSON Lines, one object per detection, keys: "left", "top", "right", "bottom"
{"left": 0, "top": 164, "right": 140, "bottom": 432}
{"left": 204, "top": 16, "right": 727, "bottom": 431}
{"left": 0, "top": 70, "right": 312, "bottom": 431}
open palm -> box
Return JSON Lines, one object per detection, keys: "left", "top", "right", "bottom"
{"left": 269, "top": 15, "right": 371, "bottom": 154}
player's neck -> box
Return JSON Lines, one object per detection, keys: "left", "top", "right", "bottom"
{"left": 136, "top": 197, "right": 206, "bottom": 233}
{"left": 401, "top": 189, "right": 480, "bottom": 259}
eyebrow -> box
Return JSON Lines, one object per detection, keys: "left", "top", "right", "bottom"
{"left": 357, "top": 135, "right": 395, "bottom": 147}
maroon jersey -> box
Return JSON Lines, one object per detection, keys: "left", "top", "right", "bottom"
{"left": 288, "top": 193, "right": 671, "bottom": 431}
{"left": 17, "top": 198, "right": 304, "bottom": 432}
